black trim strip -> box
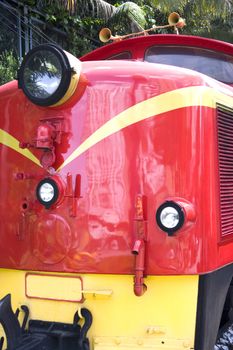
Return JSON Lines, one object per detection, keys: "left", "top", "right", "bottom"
{"left": 195, "top": 264, "right": 233, "bottom": 350}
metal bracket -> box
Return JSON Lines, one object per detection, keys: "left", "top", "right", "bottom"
{"left": 132, "top": 194, "right": 147, "bottom": 296}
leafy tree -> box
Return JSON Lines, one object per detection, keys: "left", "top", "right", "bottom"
{"left": 35, "top": 0, "right": 146, "bottom": 34}
{"left": 0, "top": 50, "right": 18, "bottom": 85}
{"left": 22, "top": 0, "right": 233, "bottom": 51}
{"left": 1, "top": 0, "right": 233, "bottom": 85}
{"left": 149, "top": 0, "right": 233, "bottom": 40}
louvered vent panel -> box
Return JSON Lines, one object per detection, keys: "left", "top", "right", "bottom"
{"left": 217, "top": 106, "right": 233, "bottom": 239}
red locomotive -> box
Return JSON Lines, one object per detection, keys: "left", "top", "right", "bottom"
{"left": 1, "top": 13, "right": 233, "bottom": 350}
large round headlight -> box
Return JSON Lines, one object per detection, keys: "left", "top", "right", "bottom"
{"left": 156, "top": 201, "right": 184, "bottom": 235}
{"left": 18, "top": 44, "right": 81, "bottom": 107}
{"left": 36, "top": 178, "right": 59, "bottom": 209}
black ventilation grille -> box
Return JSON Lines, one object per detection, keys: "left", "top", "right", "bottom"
{"left": 217, "top": 105, "right": 233, "bottom": 239}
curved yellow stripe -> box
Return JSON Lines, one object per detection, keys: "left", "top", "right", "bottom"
{"left": 58, "top": 85, "right": 233, "bottom": 171}
{"left": 0, "top": 129, "right": 41, "bottom": 167}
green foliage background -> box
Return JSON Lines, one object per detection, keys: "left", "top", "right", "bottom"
{"left": 1, "top": 0, "right": 233, "bottom": 85}
{"left": 0, "top": 51, "right": 19, "bottom": 85}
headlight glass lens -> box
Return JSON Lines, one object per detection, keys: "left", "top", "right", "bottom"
{"left": 38, "top": 182, "right": 55, "bottom": 203}
{"left": 18, "top": 44, "right": 82, "bottom": 106}
{"left": 160, "top": 206, "right": 179, "bottom": 229}
{"left": 23, "top": 50, "right": 62, "bottom": 99}
{"left": 156, "top": 201, "right": 185, "bottom": 234}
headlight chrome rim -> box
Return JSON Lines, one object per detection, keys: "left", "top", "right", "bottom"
{"left": 36, "top": 177, "right": 59, "bottom": 209}
{"left": 156, "top": 201, "right": 185, "bottom": 235}
{"left": 18, "top": 44, "right": 72, "bottom": 107}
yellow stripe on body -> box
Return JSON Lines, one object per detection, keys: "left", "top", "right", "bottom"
{"left": 0, "top": 129, "right": 41, "bottom": 167}
{"left": 1, "top": 86, "right": 233, "bottom": 170}
{"left": 58, "top": 85, "right": 233, "bottom": 171}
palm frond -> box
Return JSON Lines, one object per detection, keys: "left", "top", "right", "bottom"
{"left": 36, "top": 0, "right": 115, "bottom": 20}
{"left": 151, "top": 0, "right": 233, "bottom": 19}
{"left": 151, "top": 0, "right": 188, "bottom": 12}
{"left": 75, "top": 0, "right": 115, "bottom": 21}
{"left": 109, "top": 2, "right": 146, "bottom": 32}
{"left": 36, "top": 1, "right": 146, "bottom": 31}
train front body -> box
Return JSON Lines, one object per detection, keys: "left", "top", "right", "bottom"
{"left": 1, "top": 34, "right": 233, "bottom": 350}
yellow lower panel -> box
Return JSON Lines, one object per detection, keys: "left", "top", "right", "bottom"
{"left": 0, "top": 269, "right": 198, "bottom": 350}
{"left": 26, "top": 273, "right": 83, "bottom": 301}
{"left": 93, "top": 337, "right": 192, "bottom": 350}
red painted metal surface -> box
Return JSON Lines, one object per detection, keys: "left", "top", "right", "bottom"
{"left": 1, "top": 35, "right": 233, "bottom": 276}
{"left": 81, "top": 34, "right": 233, "bottom": 61}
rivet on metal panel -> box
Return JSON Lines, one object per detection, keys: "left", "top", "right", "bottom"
{"left": 94, "top": 338, "right": 100, "bottom": 344}
{"left": 115, "top": 338, "right": 121, "bottom": 345}
{"left": 183, "top": 340, "right": 190, "bottom": 348}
